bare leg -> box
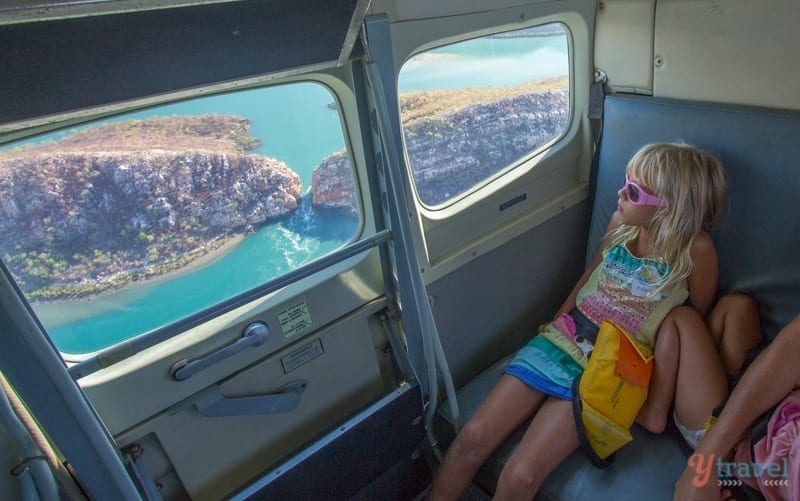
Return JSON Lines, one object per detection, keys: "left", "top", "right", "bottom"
{"left": 637, "top": 306, "right": 728, "bottom": 433}
{"left": 636, "top": 306, "right": 686, "bottom": 434}
{"left": 670, "top": 306, "right": 728, "bottom": 430}
{"left": 493, "top": 397, "right": 578, "bottom": 500}
{"left": 706, "top": 294, "right": 762, "bottom": 378}
{"left": 427, "top": 375, "right": 546, "bottom": 501}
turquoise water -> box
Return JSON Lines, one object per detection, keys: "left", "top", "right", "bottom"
{"left": 21, "top": 32, "right": 568, "bottom": 355}
{"left": 40, "top": 202, "right": 357, "bottom": 352}
{"left": 398, "top": 34, "right": 568, "bottom": 92}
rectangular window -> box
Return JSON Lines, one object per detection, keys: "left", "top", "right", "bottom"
{"left": 0, "top": 82, "right": 360, "bottom": 356}
{"left": 398, "top": 23, "right": 571, "bottom": 206}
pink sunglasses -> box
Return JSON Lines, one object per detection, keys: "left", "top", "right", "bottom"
{"left": 623, "top": 175, "right": 666, "bottom": 206}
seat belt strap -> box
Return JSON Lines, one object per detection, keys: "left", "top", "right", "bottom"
{"left": 585, "top": 69, "right": 610, "bottom": 265}
{"left": 588, "top": 69, "right": 608, "bottom": 147}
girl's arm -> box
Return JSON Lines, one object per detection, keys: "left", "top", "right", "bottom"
{"left": 674, "top": 314, "right": 800, "bottom": 500}
{"left": 553, "top": 212, "right": 622, "bottom": 318}
{"left": 686, "top": 231, "right": 718, "bottom": 317}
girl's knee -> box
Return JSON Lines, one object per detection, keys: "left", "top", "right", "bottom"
{"left": 497, "top": 457, "right": 543, "bottom": 497}
{"left": 658, "top": 306, "right": 704, "bottom": 341}
{"left": 711, "top": 294, "right": 762, "bottom": 377}
{"left": 716, "top": 293, "right": 759, "bottom": 320}
{"left": 451, "top": 419, "right": 494, "bottom": 459}
{"left": 711, "top": 294, "right": 762, "bottom": 343}
{"left": 717, "top": 293, "right": 755, "bottom": 310}
{"left": 656, "top": 305, "right": 718, "bottom": 359}
{"left": 666, "top": 305, "right": 704, "bottom": 325}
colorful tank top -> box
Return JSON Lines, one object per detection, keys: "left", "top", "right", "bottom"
{"left": 575, "top": 240, "right": 688, "bottom": 348}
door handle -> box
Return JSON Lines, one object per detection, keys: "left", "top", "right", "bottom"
{"left": 194, "top": 380, "right": 308, "bottom": 417}
{"left": 170, "top": 322, "right": 269, "bottom": 381}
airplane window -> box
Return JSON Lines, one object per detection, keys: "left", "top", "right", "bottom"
{"left": 397, "top": 23, "right": 570, "bottom": 206}
{"left": 0, "top": 82, "right": 359, "bottom": 356}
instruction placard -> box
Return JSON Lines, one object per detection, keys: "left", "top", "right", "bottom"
{"left": 277, "top": 300, "right": 313, "bottom": 338}
{"left": 281, "top": 339, "right": 323, "bottom": 373}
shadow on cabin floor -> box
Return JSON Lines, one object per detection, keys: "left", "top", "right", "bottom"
{"left": 347, "top": 450, "right": 491, "bottom": 501}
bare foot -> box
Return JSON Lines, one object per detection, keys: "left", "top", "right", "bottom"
{"left": 635, "top": 400, "right": 667, "bottom": 434}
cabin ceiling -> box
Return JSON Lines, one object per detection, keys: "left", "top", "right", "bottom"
{"left": 0, "top": 0, "right": 368, "bottom": 128}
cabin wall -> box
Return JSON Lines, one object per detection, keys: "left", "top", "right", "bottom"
{"left": 428, "top": 205, "right": 588, "bottom": 388}
{"left": 596, "top": 0, "right": 800, "bottom": 111}
{"left": 366, "top": 0, "right": 598, "bottom": 388}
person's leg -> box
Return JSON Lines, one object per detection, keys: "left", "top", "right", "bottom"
{"left": 706, "top": 293, "right": 762, "bottom": 378}
{"left": 636, "top": 306, "right": 685, "bottom": 434}
{"left": 492, "top": 397, "right": 578, "bottom": 500}
{"left": 637, "top": 306, "right": 728, "bottom": 434}
{"left": 427, "top": 375, "right": 546, "bottom": 501}
{"left": 669, "top": 306, "right": 729, "bottom": 431}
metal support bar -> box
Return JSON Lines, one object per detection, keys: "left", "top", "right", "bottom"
{"left": 361, "top": 15, "right": 431, "bottom": 401}
{"left": 361, "top": 14, "right": 461, "bottom": 451}
{"left": 352, "top": 57, "right": 400, "bottom": 320}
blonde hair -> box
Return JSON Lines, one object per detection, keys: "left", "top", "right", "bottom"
{"left": 606, "top": 142, "right": 727, "bottom": 293}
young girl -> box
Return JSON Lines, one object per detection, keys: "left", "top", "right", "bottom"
{"left": 427, "top": 142, "right": 728, "bottom": 500}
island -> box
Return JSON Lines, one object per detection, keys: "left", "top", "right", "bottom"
{"left": 0, "top": 115, "right": 301, "bottom": 300}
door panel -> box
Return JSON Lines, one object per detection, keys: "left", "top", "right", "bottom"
{"left": 115, "top": 300, "right": 388, "bottom": 500}
{"left": 80, "top": 253, "right": 385, "bottom": 436}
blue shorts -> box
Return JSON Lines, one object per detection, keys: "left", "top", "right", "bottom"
{"left": 504, "top": 308, "right": 599, "bottom": 400}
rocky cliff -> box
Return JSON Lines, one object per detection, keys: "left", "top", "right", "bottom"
{"left": 311, "top": 79, "right": 569, "bottom": 209}
{"left": 0, "top": 115, "right": 301, "bottom": 299}
{"left": 310, "top": 149, "right": 356, "bottom": 214}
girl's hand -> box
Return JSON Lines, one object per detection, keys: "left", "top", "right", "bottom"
{"left": 538, "top": 323, "right": 547, "bottom": 333}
